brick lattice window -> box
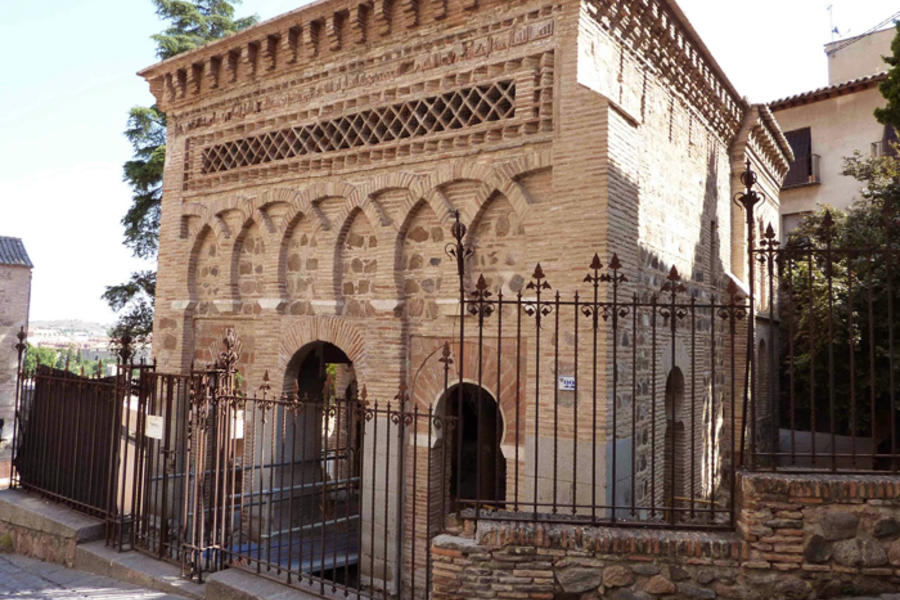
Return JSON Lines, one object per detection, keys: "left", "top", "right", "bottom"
{"left": 201, "top": 80, "right": 515, "bottom": 174}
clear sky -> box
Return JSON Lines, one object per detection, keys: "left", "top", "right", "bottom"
{"left": 0, "top": 0, "right": 897, "bottom": 325}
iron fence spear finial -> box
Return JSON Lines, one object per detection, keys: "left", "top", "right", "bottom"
{"left": 118, "top": 330, "right": 134, "bottom": 366}
{"left": 259, "top": 369, "right": 271, "bottom": 398}
{"left": 14, "top": 326, "right": 26, "bottom": 357}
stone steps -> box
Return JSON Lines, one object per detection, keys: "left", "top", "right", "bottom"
{"left": 74, "top": 540, "right": 205, "bottom": 599}
{"left": 0, "top": 487, "right": 104, "bottom": 565}
{"left": 0, "top": 488, "right": 347, "bottom": 599}
{"left": 205, "top": 568, "right": 324, "bottom": 600}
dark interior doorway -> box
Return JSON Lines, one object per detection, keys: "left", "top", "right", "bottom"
{"left": 440, "top": 383, "right": 506, "bottom": 507}
{"left": 663, "top": 367, "right": 685, "bottom": 521}
{"left": 291, "top": 341, "right": 355, "bottom": 400}
{"left": 279, "top": 341, "right": 360, "bottom": 586}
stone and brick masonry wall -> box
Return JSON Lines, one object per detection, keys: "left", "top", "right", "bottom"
{"left": 738, "top": 472, "right": 900, "bottom": 598}
{"left": 0, "top": 264, "right": 31, "bottom": 447}
{"left": 431, "top": 472, "right": 900, "bottom": 599}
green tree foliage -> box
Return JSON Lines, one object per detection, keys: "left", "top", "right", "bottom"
{"left": 151, "top": 0, "right": 257, "bottom": 60}
{"left": 875, "top": 21, "right": 900, "bottom": 131}
{"left": 21, "top": 344, "right": 108, "bottom": 378}
{"left": 780, "top": 153, "right": 899, "bottom": 452}
{"left": 102, "top": 270, "right": 157, "bottom": 341}
{"left": 121, "top": 107, "right": 166, "bottom": 260}
{"left": 105, "top": 1, "right": 257, "bottom": 340}
{"left": 22, "top": 343, "right": 59, "bottom": 375}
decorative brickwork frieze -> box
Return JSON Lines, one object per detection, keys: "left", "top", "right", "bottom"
{"left": 584, "top": 0, "right": 744, "bottom": 143}
{"left": 198, "top": 79, "right": 516, "bottom": 176}
{"left": 141, "top": 0, "right": 560, "bottom": 114}
{"left": 180, "top": 50, "right": 552, "bottom": 193}
{"left": 161, "top": 7, "right": 557, "bottom": 137}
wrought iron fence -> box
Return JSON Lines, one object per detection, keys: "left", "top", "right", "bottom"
{"left": 11, "top": 364, "right": 120, "bottom": 518}
{"left": 178, "top": 373, "right": 451, "bottom": 599}
{"left": 7, "top": 162, "right": 899, "bottom": 598}
{"left": 437, "top": 213, "right": 749, "bottom": 528}
{"left": 9, "top": 332, "right": 158, "bottom": 539}
{"left": 752, "top": 209, "right": 900, "bottom": 472}
{"left": 9, "top": 329, "right": 144, "bottom": 524}
{"left": 122, "top": 369, "right": 191, "bottom": 559}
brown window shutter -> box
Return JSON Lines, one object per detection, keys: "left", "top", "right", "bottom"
{"left": 783, "top": 127, "right": 812, "bottom": 188}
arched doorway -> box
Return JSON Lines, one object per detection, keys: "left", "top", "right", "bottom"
{"left": 276, "top": 341, "right": 360, "bottom": 585}
{"left": 663, "top": 368, "right": 685, "bottom": 521}
{"left": 437, "top": 383, "right": 506, "bottom": 509}
{"left": 285, "top": 341, "right": 357, "bottom": 401}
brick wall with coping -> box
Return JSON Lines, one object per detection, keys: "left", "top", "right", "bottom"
{"left": 431, "top": 471, "right": 900, "bottom": 599}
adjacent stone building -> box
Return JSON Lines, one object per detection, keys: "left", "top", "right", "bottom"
{"left": 771, "top": 26, "right": 894, "bottom": 234}
{"left": 0, "top": 237, "right": 32, "bottom": 448}
{"left": 140, "top": 0, "right": 791, "bottom": 593}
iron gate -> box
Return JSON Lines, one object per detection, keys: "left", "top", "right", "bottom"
{"left": 13, "top": 365, "right": 119, "bottom": 519}
{"left": 117, "top": 335, "right": 452, "bottom": 600}
{"left": 125, "top": 371, "right": 192, "bottom": 560}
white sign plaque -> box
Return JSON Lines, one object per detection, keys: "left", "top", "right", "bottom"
{"left": 557, "top": 376, "right": 575, "bottom": 391}
{"left": 145, "top": 415, "right": 164, "bottom": 440}
{"left": 232, "top": 412, "right": 244, "bottom": 439}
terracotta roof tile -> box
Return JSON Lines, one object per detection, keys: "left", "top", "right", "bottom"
{"left": 769, "top": 72, "right": 888, "bottom": 111}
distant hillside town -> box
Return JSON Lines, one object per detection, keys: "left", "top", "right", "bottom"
{"left": 28, "top": 320, "right": 151, "bottom": 367}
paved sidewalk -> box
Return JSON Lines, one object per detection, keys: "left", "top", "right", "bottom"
{"left": 0, "top": 553, "right": 185, "bottom": 599}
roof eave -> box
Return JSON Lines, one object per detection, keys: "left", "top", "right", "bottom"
{"left": 768, "top": 72, "right": 887, "bottom": 112}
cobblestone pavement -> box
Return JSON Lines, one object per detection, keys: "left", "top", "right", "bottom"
{"left": 0, "top": 553, "right": 184, "bottom": 599}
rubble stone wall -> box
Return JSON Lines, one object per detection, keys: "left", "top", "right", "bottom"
{"left": 431, "top": 471, "right": 900, "bottom": 599}
{"left": 738, "top": 471, "right": 900, "bottom": 598}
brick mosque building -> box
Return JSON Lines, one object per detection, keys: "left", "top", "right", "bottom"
{"left": 140, "top": 0, "right": 792, "bottom": 593}
{"left": 142, "top": 0, "right": 791, "bottom": 397}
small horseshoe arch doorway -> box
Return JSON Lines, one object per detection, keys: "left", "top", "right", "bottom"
{"left": 437, "top": 383, "right": 506, "bottom": 509}
{"left": 663, "top": 367, "right": 685, "bottom": 522}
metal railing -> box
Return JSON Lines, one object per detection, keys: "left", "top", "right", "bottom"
{"left": 783, "top": 153, "right": 821, "bottom": 189}
{"left": 437, "top": 213, "right": 748, "bottom": 528}
{"left": 8, "top": 162, "right": 898, "bottom": 598}
{"left": 752, "top": 210, "right": 900, "bottom": 472}
{"left": 11, "top": 364, "right": 120, "bottom": 518}
{"left": 178, "top": 379, "right": 451, "bottom": 599}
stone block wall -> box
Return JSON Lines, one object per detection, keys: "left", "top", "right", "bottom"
{"left": 0, "top": 264, "right": 31, "bottom": 446}
{"left": 0, "top": 489, "right": 104, "bottom": 567}
{"left": 739, "top": 472, "right": 900, "bottom": 598}
{"left": 431, "top": 471, "right": 900, "bottom": 599}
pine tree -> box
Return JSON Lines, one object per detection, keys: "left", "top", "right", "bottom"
{"left": 105, "top": 1, "right": 257, "bottom": 340}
